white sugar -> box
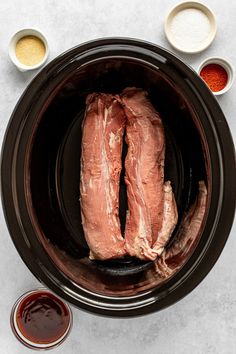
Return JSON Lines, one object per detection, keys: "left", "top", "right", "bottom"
{"left": 170, "top": 8, "right": 211, "bottom": 50}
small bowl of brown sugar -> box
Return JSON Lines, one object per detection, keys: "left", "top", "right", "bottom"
{"left": 9, "top": 28, "right": 49, "bottom": 71}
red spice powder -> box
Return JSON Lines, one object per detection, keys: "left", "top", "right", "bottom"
{"left": 200, "top": 64, "right": 228, "bottom": 92}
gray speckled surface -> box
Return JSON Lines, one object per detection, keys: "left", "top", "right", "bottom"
{"left": 0, "top": 1, "right": 235, "bottom": 353}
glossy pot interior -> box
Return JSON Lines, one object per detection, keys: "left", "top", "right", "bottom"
{"left": 1, "top": 39, "right": 235, "bottom": 316}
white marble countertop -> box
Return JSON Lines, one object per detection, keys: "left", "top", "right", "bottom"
{"left": 0, "top": 1, "right": 235, "bottom": 353}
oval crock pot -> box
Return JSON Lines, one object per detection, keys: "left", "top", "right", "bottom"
{"left": 1, "top": 38, "right": 235, "bottom": 317}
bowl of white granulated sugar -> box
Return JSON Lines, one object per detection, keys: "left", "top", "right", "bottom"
{"left": 165, "top": 1, "right": 217, "bottom": 53}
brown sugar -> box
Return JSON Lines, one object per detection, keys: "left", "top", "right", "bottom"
{"left": 15, "top": 35, "right": 46, "bottom": 66}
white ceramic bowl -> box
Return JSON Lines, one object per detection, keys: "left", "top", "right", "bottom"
{"left": 9, "top": 28, "right": 49, "bottom": 72}
{"left": 198, "top": 57, "right": 234, "bottom": 95}
{"left": 165, "top": 1, "right": 217, "bottom": 54}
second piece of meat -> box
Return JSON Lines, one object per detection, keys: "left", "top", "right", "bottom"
{"left": 155, "top": 180, "right": 207, "bottom": 278}
{"left": 120, "top": 88, "right": 166, "bottom": 260}
{"left": 80, "top": 93, "right": 126, "bottom": 260}
{"left": 152, "top": 181, "right": 178, "bottom": 256}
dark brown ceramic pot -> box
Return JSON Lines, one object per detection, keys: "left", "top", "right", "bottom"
{"left": 1, "top": 38, "right": 235, "bottom": 316}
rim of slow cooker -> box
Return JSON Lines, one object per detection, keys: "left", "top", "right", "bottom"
{"left": 1, "top": 38, "right": 235, "bottom": 317}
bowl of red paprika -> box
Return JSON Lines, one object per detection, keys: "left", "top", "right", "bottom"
{"left": 198, "top": 57, "right": 234, "bottom": 95}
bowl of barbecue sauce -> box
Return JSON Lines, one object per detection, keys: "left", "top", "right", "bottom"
{"left": 10, "top": 289, "right": 72, "bottom": 350}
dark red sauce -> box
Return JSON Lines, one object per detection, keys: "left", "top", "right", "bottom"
{"left": 15, "top": 291, "right": 71, "bottom": 344}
